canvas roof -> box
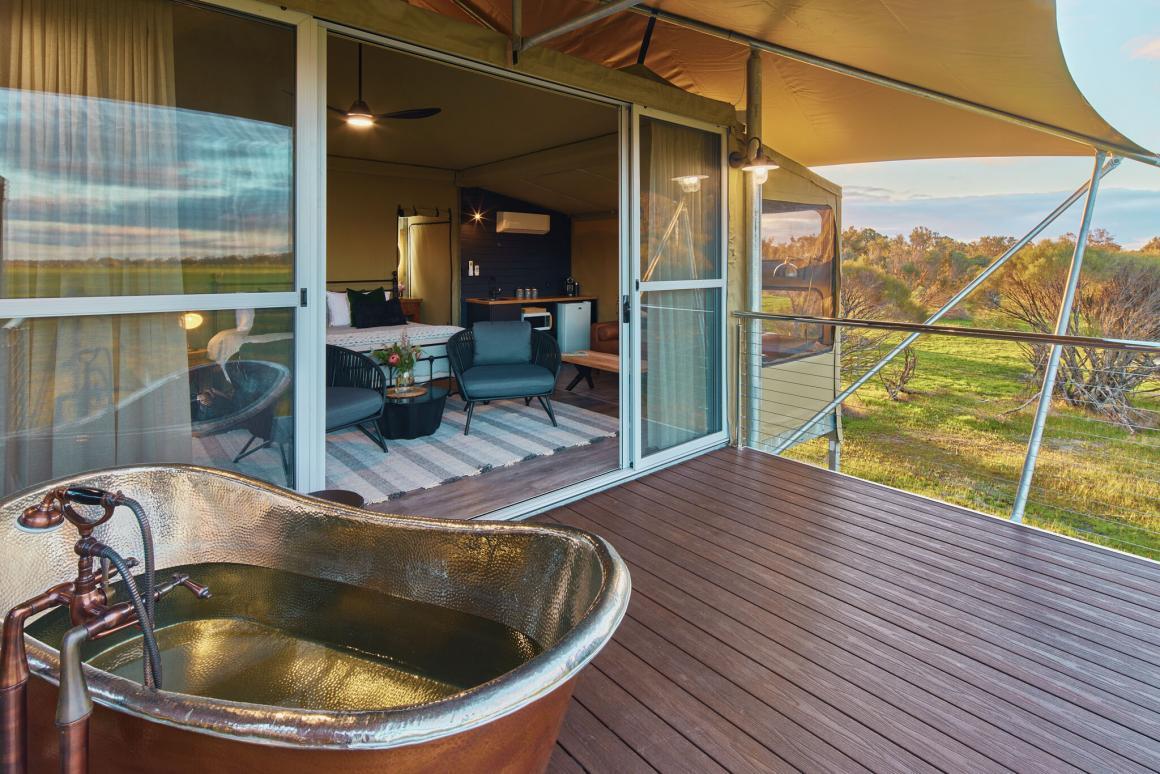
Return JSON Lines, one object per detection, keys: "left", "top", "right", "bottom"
{"left": 408, "top": 0, "right": 1158, "bottom": 167}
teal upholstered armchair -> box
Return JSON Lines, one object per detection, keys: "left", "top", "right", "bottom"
{"left": 447, "top": 321, "right": 561, "bottom": 435}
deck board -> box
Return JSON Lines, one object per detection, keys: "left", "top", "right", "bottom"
{"left": 538, "top": 448, "right": 1160, "bottom": 773}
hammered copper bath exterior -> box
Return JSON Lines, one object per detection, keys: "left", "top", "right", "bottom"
{"left": 0, "top": 465, "right": 630, "bottom": 773}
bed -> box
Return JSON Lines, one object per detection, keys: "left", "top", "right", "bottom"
{"left": 325, "top": 322, "right": 462, "bottom": 381}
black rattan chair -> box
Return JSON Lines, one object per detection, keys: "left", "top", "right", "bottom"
{"left": 447, "top": 322, "right": 561, "bottom": 435}
{"left": 325, "top": 345, "right": 388, "bottom": 452}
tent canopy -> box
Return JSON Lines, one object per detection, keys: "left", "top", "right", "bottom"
{"left": 409, "top": 0, "right": 1158, "bottom": 167}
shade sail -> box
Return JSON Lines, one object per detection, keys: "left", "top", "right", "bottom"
{"left": 409, "top": 0, "right": 1157, "bottom": 166}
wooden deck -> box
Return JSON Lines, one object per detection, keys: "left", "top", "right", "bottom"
{"left": 536, "top": 447, "right": 1160, "bottom": 773}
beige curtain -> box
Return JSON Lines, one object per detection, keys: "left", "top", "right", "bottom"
{"left": 640, "top": 118, "right": 721, "bottom": 454}
{"left": 1, "top": 0, "right": 192, "bottom": 495}
{"left": 407, "top": 217, "right": 452, "bottom": 325}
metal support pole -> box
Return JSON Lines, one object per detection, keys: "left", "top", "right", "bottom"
{"left": 771, "top": 156, "right": 1120, "bottom": 454}
{"left": 518, "top": 0, "right": 638, "bottom": 52}
{"left": 827, "top": 438, "right": 841, "bottom": 472}
{"left": 734, "top": 318, "right": 743, "bottom": 448}
{"left": 1011, "top": 151, "right": 1107, "bottom": 523}
{"left": 744, "top": 47, "right": 763, "bottom": 451}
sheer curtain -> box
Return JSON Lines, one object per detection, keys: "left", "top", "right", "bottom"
{"left": 1, "top": 0, "right": 191, "bottom": 494}
{"left": 640, "top": 118, "right": 721, "bottom": 454}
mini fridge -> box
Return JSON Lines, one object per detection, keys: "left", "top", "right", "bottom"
{"left": 556, "top": 300, "right": 591, "bottom": 352}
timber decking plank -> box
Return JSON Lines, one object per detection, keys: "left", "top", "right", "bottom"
{"left": 601, "top": 472, "right": 1160, "bottom": 715}
{"left": 722, "top": 448, "right": 1160, "bottom": 584}
{"left": 534, "top": 448, "right": 1160, "bottom": 774}
{"left": 702, "top": 451, "right": 1160, "bottom": 611}
{"left": 581, "top": 485, "right": 1160, "bottom": 751}
{"left": 558, "top": 500, "right": 1150, "bottom": 772}
{"left": 555, "top": 699, "right": 654, "bottom": 774}
{"left": 590, "top": 639, "right": 793, "bottom": 774}
{"left": 571, "top": 663, "right": 729, "bottom": 774}
{"left": 548, "top": 746, "right": 585, "bottom": 774}
{"left": 663, "top": 457, "right": 1160, "bottom": 658}
{"left": 691, "top": 453, "right": 1160, "bottom": 628}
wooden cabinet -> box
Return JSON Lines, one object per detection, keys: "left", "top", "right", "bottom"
{"left": 400, "top": 298, "right": 422, "bottom": 323}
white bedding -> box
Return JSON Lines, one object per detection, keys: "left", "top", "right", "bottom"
{"left": 326, "top": 322, "right": 462, "bottom": 382}
{"left": 325, "top": 322, "right": 462, "bottom": 352}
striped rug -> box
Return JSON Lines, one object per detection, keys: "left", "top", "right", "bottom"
{"left": 194, "top": 400, "right": 618, "bottom": 504}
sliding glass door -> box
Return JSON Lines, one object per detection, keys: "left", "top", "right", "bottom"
{"left": 630, "top": 110, "right": 727, "bottom": 466}
{"left": 0, "top": 0, "right": 320, "bottom": 497}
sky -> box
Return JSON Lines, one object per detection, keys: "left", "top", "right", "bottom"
{"left": 816, "top": 0, "right": 1160, "bottom": 250}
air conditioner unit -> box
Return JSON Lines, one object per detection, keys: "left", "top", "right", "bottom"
{"left": 496, "top": 211, "right": 550, "bottom": 235}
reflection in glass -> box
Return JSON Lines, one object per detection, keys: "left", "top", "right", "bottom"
{"left": 760, "top": 201, "right": 837, "bottom": 364}
{"left": 0, "top": 0, "right": 295, "bottom": 298}
{"left": 641, "top": 289, "right": 722, "bottom": 455}
{"left": 0, "top": 308, "right": 295, "bottom": 497}
{"left": 639, "top": 118, "right": 721, "bottom": 281}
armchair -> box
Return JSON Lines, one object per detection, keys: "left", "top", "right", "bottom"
{"left": 447, "top": 321, "right": 561, "bottom": 435}
{"left": 325, "top": 345, "right": 389, "bottom": 452}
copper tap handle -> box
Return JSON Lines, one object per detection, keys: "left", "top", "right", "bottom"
{"left": 179, "top": 578, "right": 212, "bottom": 599}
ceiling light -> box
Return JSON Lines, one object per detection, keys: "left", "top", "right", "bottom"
{"left": 672, "top": 174, "right": 708, "bottom": 193}
{"left": 345, "top": 99, "right": 375, "bottom": 128}
{"left": 178, "top": 312, "right": 204, "bottom": 330}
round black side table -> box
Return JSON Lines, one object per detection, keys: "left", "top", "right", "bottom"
{"left": 378, "top": 385, "right": 449, "bottom": 440}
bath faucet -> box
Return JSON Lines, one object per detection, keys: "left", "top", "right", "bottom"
{"left": 2, "top": 487, "right": 211, "bottom": 774}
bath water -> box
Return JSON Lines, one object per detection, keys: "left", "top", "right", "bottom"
{"left": 27, "top": 562, "right": 541, "bottom": 711}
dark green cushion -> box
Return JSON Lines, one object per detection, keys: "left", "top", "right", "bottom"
{"left": 472, "top": 321, "right": 532, "bottom": 366}
{"left": 347, "top": 288, "right": 391, "bottom": 328}
{"left": 460, "top": 364, "right": 555, "bottom": 399}
{"left": 326, "top": 386, "right": 383, "bottom": 429}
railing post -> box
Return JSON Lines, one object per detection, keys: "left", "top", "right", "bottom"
{"left": 1011, "top": 151, "right": 1108, "bottom": 523}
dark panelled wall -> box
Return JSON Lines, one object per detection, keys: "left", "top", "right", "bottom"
{"left": 460, "top": 188, "right": 571, "bottom": 315}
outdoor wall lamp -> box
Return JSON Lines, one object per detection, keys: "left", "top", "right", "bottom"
{"left": 730, "top": 136, "right": 779, "bottom": 184}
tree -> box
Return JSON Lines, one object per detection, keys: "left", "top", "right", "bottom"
{"left": 1141, "top": 236, "right": 1160, "bottom": 254}
{"left": 991, "top": 239, "right": 1159, "bottom": 426}
{"left": 839, "top": 261, "right": 926, "bottom": 400}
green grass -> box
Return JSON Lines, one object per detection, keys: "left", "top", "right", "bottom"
{"left": 782, "top": 334, "right": 1160, "bottom": 560}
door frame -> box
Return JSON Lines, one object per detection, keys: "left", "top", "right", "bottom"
{"left": 628, "top": 106, "right": 731, "bottom": 471}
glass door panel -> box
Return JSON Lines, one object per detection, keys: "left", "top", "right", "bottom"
{"left": 633, "top": 113, "right": 727, "bottom": 463}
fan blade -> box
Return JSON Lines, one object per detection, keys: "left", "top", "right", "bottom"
{"left": 378, "top": 107, "right": 441, "bottom": 120}
{"left": 327, "top": 105, "right": 348, "bottom": 115}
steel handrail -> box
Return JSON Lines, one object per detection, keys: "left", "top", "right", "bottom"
{"left": 732, "top": 311, "right": 1160, "bottom": 354}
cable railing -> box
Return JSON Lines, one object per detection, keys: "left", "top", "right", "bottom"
{"left": 734, "top": 311, "right": 1160, "bottom": 560}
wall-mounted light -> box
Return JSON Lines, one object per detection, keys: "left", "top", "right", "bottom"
{"left": 672, "top": 174, "right": 708, "bottom": 194}
{"left": 730, "top": 136, "right": 779, "bottom": 184}
{"left": 178, "top": 312, "right": 204, "bottom": 331}
{"left": 470, "top": 209, "right": 485, "bottom": 223}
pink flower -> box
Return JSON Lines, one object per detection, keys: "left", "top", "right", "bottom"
{"left": 387, "top": 353, "right": 401, "bottom": 365}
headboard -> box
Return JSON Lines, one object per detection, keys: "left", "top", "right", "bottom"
{"left": 326, "top": 270, "right": 401, "bottom": 298}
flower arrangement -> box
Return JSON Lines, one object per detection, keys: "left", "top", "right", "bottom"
{"left": 372, "top": 333, "right": 424, "bottom": 387}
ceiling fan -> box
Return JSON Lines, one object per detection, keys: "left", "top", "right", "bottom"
{"left": 329, "top": 43, "right": 441, "bottom": 128}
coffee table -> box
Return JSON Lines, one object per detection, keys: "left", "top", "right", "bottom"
{"left": 561, "top": 350, "right": 621, "bottom": 390}
{"left": 378, "top": 385, "right": 449, "bottom": 439}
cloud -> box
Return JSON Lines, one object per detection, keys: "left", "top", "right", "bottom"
{"left": 1128, "top": 35, "right": 1160, "bottom": 60}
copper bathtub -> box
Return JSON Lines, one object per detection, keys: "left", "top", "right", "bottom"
{"left": 0, "top": 465, "right": 630, "bottom": 773}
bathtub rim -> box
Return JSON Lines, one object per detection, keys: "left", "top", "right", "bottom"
{"left": 7, "top": 463, "right": 631, "bottom": 750}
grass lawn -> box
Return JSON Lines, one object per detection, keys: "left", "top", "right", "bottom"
{"left": 784, "top": 333, "right": 1160, "bottom": 560}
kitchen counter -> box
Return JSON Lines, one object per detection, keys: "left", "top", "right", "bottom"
{"left": 465, "top": 295, "right": 597, "bottom": 306}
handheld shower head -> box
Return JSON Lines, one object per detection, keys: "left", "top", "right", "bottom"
{"left": 17, "top": 491, "right": 65, "bottom": 531}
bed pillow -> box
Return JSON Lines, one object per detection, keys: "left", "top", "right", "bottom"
{"left": 383, "top": 295, "right": 409, "bottom": 326}
{"left": 326, "top": 291, "right": 351, "bottom": 327}
{"left": 347, "top": 287, "right": 392, "bottom": 328}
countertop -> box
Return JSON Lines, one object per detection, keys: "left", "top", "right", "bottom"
{"left": 464, "top": 295, "right": 597, "bottom": 306}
